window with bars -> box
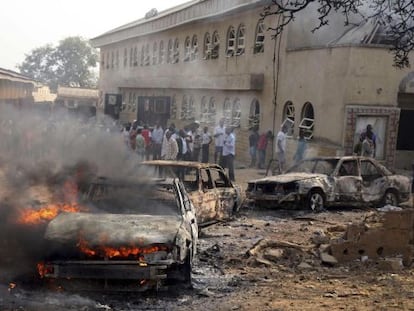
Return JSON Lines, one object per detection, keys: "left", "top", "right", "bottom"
{"left": 249, "top": 99, "right": 260, "bottom": 129}
{"left": 200, "top": 96, "right": 216, "bottom": 124}
{"left": 184, "top": 36, "right": 191, "bottom": 62}
{"left": 129, "top": 48, "right": 133, "bottom": 67}
{"left": 173, "top": 38, "right": 179, "bottom": 64}
{"left": 300, "top": 102, "right": 315, "bottom": 140}
{"left": 223, "top": 98, "right": 232, "bottom": 125}
{"left": 145, "top": 44, "right": 150, "bottom": 66}
{"left": 133, "top": 47, "right": 138, "bottom": 66}
{"left": 282, "top": 101, "right": 295, "bottom": 137}
{"left": 115, "top": 50, "right": 119, "bottom": 68}
{"left": 170, "top": 94, "right": 177, "bottom": 119}
{"left": 203, "top": 33, "right": 211, "bottom": 60}
{"left": 254, "top": 20, "right": 265, "bottom": 54}
{"left": 168, "top": 39, "right": 173, "bottom": 64}
{"left": 211, "top": 31, "right": 220, "bottom": 59}
{"left": 159, "top": 40, "right": 165, "bottom": 64}
{"left": 153, "top": 42, "right": 157, "bottom": 65}
{"left": 226, "top": 26, "right": 236, "bottom": 57}
{"left": 140, "top": 46, "right": 145, "bottom": 66}
{"left": 232, "top": 99, "right": 241, "bottom": 127}
{"left": 236, "top": 24, "right": 245, "bottom": 56}
{"left": 191, "top": 35, "right": 198, "bottom": 61}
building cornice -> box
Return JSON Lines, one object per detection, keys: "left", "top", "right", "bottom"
{"left": 91, "top": 0, "right": 270, "bottom": 48}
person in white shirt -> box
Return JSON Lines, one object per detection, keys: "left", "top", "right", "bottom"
{"left": 214, "top": 118, "right": 226, "bottom": 164}
{"left": 161, "top": 131, "right": 178, "bottom": 160}
{"left": 201, "top": 126, "right": 212, "bottom": 163}
{"left": 276, "top": 125, "right": 288, "bottom": 173}
{"left": 151, "top": 121, "right": 164, "bottom": 160}
{"left": 222, "top": 127, "right": 236, "bottom": 181}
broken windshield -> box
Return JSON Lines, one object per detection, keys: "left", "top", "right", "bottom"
{"left": 287, "top": 159, "right": 339, "bottom": 175}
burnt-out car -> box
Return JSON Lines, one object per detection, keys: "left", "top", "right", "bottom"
{"left": 246, "top": 156, "right": 411, "bottom": 211}
{"left": 39, "top": 178, "right": 198, "bottom": 290}
{"left": 141, "top": 161, "right": 242, "bottom": 226}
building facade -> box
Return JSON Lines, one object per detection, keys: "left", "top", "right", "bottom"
{"left": 0, "top": 67, "right": 35, "bottom": 108}
{"left": 91, "top": 0, "right": 414, "bottom": 169}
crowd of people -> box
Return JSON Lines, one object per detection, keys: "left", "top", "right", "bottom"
{"left": 121, "top": 118, "right": 239, "bottom": 181}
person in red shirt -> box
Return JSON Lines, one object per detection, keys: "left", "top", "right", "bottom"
{"left": 257, "top": 130, "right": 273, "bottom": 169}
{"left": 141, "top": 125, "right": 152, "bottom": 160}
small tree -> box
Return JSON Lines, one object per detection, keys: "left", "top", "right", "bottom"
{"left": 18, "top": 36, "right": 98, "bottom": 91}
{"left": 262, "top": 0, "right": 414, "bottom": 68}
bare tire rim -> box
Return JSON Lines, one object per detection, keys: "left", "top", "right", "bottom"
{"left": 385, "top": 192, "right": 397, "bottom": 206}
{"left": 310, "top": 193, "right": 324, "bottom": 211}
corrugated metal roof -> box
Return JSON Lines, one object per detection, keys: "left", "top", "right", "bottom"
{"left": 57, "top": 86, "right": 99, "bottom": 99}
{"left": 0, "top": 67, "right": 36, "bottom": 84}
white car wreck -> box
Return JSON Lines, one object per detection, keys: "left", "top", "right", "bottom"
{"left": 39, "top": 178, "right": 198, "bottom": 291}
{"left": 246, "top": 156, "right": 411, "bottom": 211}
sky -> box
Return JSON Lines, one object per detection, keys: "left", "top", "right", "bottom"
{"left": 0, "top": 0, "right": 188, "bottom": 71}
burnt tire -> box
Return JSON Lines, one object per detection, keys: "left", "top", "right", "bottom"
{"left": 307, "top": 190, "right": 325, "bottom": 212}
{"left": 382, "top": 190, "right": 399, "bottom": 206}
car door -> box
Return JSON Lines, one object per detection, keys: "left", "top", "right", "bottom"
{"left": 209, "top": 168, "right": 237, "bottom": 220}
{"left": 177, "top": 181, "right": 198, "bottom": 257}
{"left": 360, "top": 159, "right": 388, "bottom": 202}
{"left": 334, "top": 159, "right": 362, "bottom": 203}
{"left": 194, "top": 168, "right": 219, "bottom": 225}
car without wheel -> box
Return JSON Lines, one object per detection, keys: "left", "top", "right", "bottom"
{"left": 141, "top": 160, "right": 242, "bottom": 227}
{"left": 246, "top": 156, "right": 411, "bottom": 211}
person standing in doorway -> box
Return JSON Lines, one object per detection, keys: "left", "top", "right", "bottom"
{"left": 201, "top": 126, "right": 212, "bottom": 163}
{"left": 366, "top": 124, "right": 377, "bottom": 158}
{"left": 276, "top": 125, "right": 288, "bottom": 173}
{"left": 248, "top": 127, "right": 260, "bottom": 168}
{"left": 214, "top": 118, "right": 225, "bottom": 164}
{"left": 141, "top": 125, "right": 152, "bottom": 160}
{"left": 222, "top": 127, "right": 236, "bottom": 181}
{"left": 293, "top": 128, "right": 307, "bottom": 165}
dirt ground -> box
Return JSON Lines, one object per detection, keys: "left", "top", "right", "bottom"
{"left": 1, "top": 167, "right": 414, "bottom": 311}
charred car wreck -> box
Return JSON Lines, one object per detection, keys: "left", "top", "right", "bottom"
{"left": 141, "top": 161, "right": 242, "bottom": 227}
{"left": 39, "top": 178, "right": 198, "bottom": 290}
{"left": 246, "top": 156, "right": 411, "bottom": 211}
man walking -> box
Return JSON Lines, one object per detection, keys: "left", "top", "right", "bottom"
{"left": 276, "top": 125, "right": 288, "bottom": 173}
{"left": 214, "top": 118, "right": 225, "bottom": 164}
{"left": 248, "top": 127, "right": 260, "bottom": 167}
{"left": 222, "top": 127, "right": 235, "bottom": 181}
{"left": 201, "top": 126, "right": 212, "bottom": 163}
{"left": 161, "top": 131, "right": 178, "bottom": 160}
{"left": 151, "top": 121, "right": 164, "bottom": 160}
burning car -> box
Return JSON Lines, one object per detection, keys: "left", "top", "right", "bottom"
{"left": 246, "top": 156, "right": 411, "bottom": 211}
{"left": 141, "top": 160, "right": 242, "bottom": 226}
{"left": 38, "top": 178, "right": 198, "bottom": 290}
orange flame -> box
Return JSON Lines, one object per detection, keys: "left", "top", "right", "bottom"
{"left": 37, "top": 262, "right": 46, "bottom": 278}
{"left": 77, "top": 237, "right": 168, "bottom": 259}
{"left": 17, "top": 203, "right": 82, "bottom": 225}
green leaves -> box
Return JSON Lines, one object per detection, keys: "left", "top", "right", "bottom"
{"left": 18, "top": 36, "right": 98, "bottom": 91}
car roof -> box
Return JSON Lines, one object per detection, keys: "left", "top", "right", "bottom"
{"left": 142, "top": 160, "right": 224, "bottom": 170}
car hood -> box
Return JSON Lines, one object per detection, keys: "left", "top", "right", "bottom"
{"left": 45, "top": 212, "right": 183, "bottom": 246}
{"left": 248, "top": 172, "right": 327, "bottom": 184}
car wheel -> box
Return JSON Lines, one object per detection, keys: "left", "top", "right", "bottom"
{"left": 382, "top": 190, "right": 399, "bottom": 206}
{"left": 307, "top": 190, "right": 325, "bottom": 212}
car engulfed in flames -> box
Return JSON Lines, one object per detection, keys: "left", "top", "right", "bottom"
{"left": 38, "top": 178, "right": 198, "bottom": 290}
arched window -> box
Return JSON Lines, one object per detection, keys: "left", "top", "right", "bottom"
{"left": 173, "top": 38, "right": 179, "bottom": 64}
{"left": 191, "top": 35, "right": 198, "bottom": 61}
{"left": 226, "top": 26, "right": 236, "bottom": 57}
{"left": 145, "top": 44, "right": 150, "bottom": 66}
{"left": 181, "top": 95, "right": 188, "bottom": 120}
{"left": 101, "top": 52, "right": 105, "bottom": 69}
{"left": 133, "top": 47, "right": 138, "bottom": 66}
{"left": 131, "top": 93, "right": 137, "bottom": 112}
{"left": 159, "top": 40, "right": 164, "bottom": 64}
{"left": 203, "top": 33, "right": 211, "bottom": 60}
{"left": 123, "top": 48, "right": 128, "bottom": 67}
{"left": 167, "top": 39, "right": 173, "bottom": 64}
{"left": 282, "top": 101, "right": 295, "bottom": 137}
{"left": 152, "top": 42, "right": 157, "bottom": 65}
{"left": 111, "top": 51, "right": 115, "bottom": 68}
{"left": 300, "top": 102, "right": 315, "bottom": 140}
{"left": 208, "top": 97, "right": 216, "bottom": 125}
{"left": 188, "top": 95, "right": 195, "bottom": 120}
{"left": 140, "top": 45, "right": 145, "bottom": 66}
{"left": 115, "top": 50, "right": 119, "bottom": 68}
{"left": 236, "top": 24, "right": 245, "bottom": 56}
{"left": 129, "top": 47, "right": 133, "bottom": 67}
{"left": 254, "top": 20, "right": 265, "bottom": 54}
{"left": 211, "top": 31, "right": 220, "bottom": 59}
{"left": 184, "top": 36, "right": 191, "bottom": 62}
{"left": 232, "top": 98, "right": 241, "bottom": 127}
{"left": 223, "top": 98, "right": 232, "bottom": 126}
{"left": 201, "top": 96, "right": 208, "bottom": 122}
{"left": 249, "top": 99, "right": 260, "bottom": 129}
{"left": 170, "top": 94, "right": 177, "bottom": 119}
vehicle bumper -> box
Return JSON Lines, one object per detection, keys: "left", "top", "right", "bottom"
{"left": 42, "top": 260, "right": 175, "bottom": 280}
{"left": 246, "top": 192, "right": 301, "bottom": 204}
